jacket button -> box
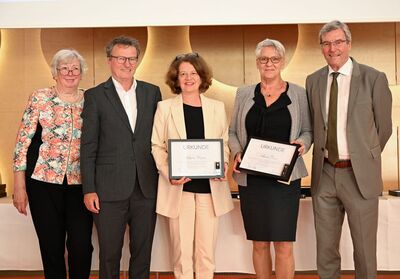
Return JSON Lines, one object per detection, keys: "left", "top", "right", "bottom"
{"left": 321, "top": 147, "right": 324, "bottom": 151}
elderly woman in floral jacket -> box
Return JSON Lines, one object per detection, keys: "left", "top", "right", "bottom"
{"left": 12, "top": 49, "right": 93, "bottom": 279}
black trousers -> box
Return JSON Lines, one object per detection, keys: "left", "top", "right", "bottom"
{"left": 26, "top": 178, "right": 93, "bottom": 279}
{"left": 94, "top": 182, "right": 157, "bottom": 279}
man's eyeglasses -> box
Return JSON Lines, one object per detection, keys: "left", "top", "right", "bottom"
{"left": 257, "top": 56, "right": 282, "bottom": 65}
{"left": 174, "top": 52, "right": 199, "bottom": 61}
{"left": 57, "top": 67, "right": 81, "bottom": 76}
{"left": 320, "top": 39, "right": 348, "bottom": 49}
{"left": 109, "top": 55, "right": 138, "bottom": 65}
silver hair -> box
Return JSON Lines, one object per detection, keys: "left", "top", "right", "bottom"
{"left": 319, "top": 20, "right": 352, "bottom": 43}
{"left": 255, "top": 38, "right": 286, "bottom": 58}
{"left": 50, "top": 49, "right": 87, "bottom": 77}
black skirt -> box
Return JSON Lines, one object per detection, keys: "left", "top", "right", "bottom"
{"left": 239, "top": 176, "right": 301, "bottom": 242}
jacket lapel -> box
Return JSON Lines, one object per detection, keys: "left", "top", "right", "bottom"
{"left": 171, "top": 95, "right": 187, "bottom": 139}
{"left": 134, "top": 81, "right": 144, "bottom": 134}
{"left": 347, "top": 58, "right": 361, "bottom": 120}
{"left": 200, "top": 94, "right": 213, "bottom": 138}
{"left": 318, "top": 67, "right": 329, "bottom": 124}
{"left": 103, "top": 78, "right": 132, "bottom": 133}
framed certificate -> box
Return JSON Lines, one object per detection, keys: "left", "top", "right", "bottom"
{"left": 168, "top": 139, "right": 224, "bottom": 179}
{"left": 238, "top": 137, "right": 300, "bottom": 182}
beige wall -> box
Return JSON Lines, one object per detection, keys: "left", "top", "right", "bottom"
{"left": 1, "top": 23, "right": 399, "bottom": 193}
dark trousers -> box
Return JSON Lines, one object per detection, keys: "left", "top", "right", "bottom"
{"left": 26, "top": 178, "right": 93, "bottom": 279}
{"left": 94, "top": 182, "right": 157, "bottom": 279}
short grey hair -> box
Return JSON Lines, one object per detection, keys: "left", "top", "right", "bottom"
{"left": 255, "top": 38, "right": 286, "bottom": 58}
{"left": 50, "top": 49, "right": 87, "bottom": 77}
{"left": 319, "top": 20, "right": 352, "bottom": 43}
{"left": 105, "top": 35, "right": 141, "bottom": 57}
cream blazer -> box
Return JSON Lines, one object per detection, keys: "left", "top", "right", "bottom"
{"left": 151, "top": 94, "right": 234, "bottom": 218}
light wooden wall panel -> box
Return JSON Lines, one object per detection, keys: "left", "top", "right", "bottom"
{"left": 348, "top": 23, "right": 396, "bottom": 85}
{"left": 41, "top": 28, "right": 95, "bottom": 89}
{"left": 284, "top": 24, "right": 327, "bottom": 86}
{"left": 396, "top": 22, "right": 400, "bottom": 85}
{"left": 190, "top": 26, "right": 245, "bottom": 87}
{"left": 385, "top": 85, "right": 400, "bottom": 190}
{"left": 137, "top": 26, "right": 190, "bottom": 99}
{"left": 0, "top": 29, "right": 53, "bottom": 190}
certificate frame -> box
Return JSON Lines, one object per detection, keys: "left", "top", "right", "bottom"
{"left": 238, "top": 137, "right": 300, "bottom": 182}
{"left": 168, "top": 139, "right": 224, "bottom": 179}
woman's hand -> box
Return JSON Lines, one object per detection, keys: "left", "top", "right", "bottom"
{"left": 291, "top": 140, "right": 305, "bottom": 156}
{"left": 212, "top": 162, "right": 228, "bottom": 181}
{"left": 13, "top": 171, "right": 29, "bottom": 216}
{"left": 232, "top": 152, "right": 242, "bottom": 174}
{"left": 170, "top": 177, "right": 191, "bottom": 186}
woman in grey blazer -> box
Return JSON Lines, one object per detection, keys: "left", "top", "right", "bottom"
{"left": 228, "top": 38, "right": 312, "bottom": 279}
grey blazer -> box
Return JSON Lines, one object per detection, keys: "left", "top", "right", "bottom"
{"left": 306, "top": 58, "right": 392, "bottom": 199}
{"left": 80, "top": 77, "right": 162, "bottom": 201}
{"left": 228, "top": 82, "right": 312, "bottom": 186}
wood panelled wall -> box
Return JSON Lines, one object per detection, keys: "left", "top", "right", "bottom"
{"left": 0, "top": 23, "right": 399, "bottom": 193}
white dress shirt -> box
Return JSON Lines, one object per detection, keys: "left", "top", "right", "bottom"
{"left": 112, "top": 77, "right": 138, "bottom": 133}
{"left": 325, "top": 58, "right": 353, "bottom": 160}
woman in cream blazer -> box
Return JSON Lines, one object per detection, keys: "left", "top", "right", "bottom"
{"left": 151, "top": 53, "right": 233, "bottom": 279}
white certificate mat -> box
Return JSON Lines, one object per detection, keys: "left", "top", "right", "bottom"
{"left": 239, "top": 138, "right": 299, "bottom": 182}
{"left": 168, "top": 139, "right": 224, "bottom": 179}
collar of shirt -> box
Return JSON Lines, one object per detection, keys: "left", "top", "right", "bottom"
{"left": 112, "top": 77, "right": 137, "bottom": 95}
{"left": 328, "top": 57, "right": 353, "bottom": 77}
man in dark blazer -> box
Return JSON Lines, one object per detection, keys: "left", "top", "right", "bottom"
{"left": 306, "top": 21, "right": 392, "bottom": 279}
{"left": 81, "top": 36, "right": 161, "bottom": 279}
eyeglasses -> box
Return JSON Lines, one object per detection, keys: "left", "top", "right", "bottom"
{"left": 320, "top": 39, "right": 348, "bottom": 48}
{"left": 178, "top": 71, "right": 199, "bottom": 79}
{"left": 57, "top": 67, "right": 81, "bottom": 76}
{"left": 174, "top": 52, "right": 199, "bottom": 61}
{"left": 257, "top": 56, "right": 282, "bottom": 65}
{"left": 109, "top": 55, "right": 138, "bottom": 64}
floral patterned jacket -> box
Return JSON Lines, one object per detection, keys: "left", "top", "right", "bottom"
{"left": 13, "top": 87, "right": 84, "bottom": 185}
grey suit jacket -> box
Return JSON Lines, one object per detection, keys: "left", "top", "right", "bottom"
{"left": 306, "top": 58, "right": 392, "bottom": 199}
{"left": 228, "top": 82, "right": 312, "bottom": 186}
{"left": 80, "top": 77, "right": 162, "bottom": 201}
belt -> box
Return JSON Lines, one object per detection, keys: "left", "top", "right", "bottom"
{"left": 324, "top": 158, "right": 352, "bottom": 168}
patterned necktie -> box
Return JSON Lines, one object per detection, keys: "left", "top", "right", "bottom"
{"left": 326, "top": 72, "right": 339, "bottom": 165}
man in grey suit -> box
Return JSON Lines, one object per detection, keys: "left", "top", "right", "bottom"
{"left": 306, "top": 20, "right": 392, "bottom": 279}
{"left": 81, "top": 36, "right": 161, "bottom": 279}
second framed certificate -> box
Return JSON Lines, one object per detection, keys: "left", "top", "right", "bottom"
{"left": 238, "top": 137, "right": 300, "bottom": 182}
{"left": 168, "top": 139, "right": 224, "bottom": 179}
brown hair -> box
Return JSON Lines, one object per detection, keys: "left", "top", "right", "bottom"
{"left": 165, "top": 53, "right": 212, "bottom": 94}
{"left": 105, "top": 35, "right": 140, "bottom": 57}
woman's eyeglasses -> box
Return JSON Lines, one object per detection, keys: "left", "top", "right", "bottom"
{"left": 57, "top": 67, "right": 81, "bottom": 76}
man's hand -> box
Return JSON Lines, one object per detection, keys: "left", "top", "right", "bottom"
{"left": 84, "top": 192, "right": 100, "bottom": 214}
